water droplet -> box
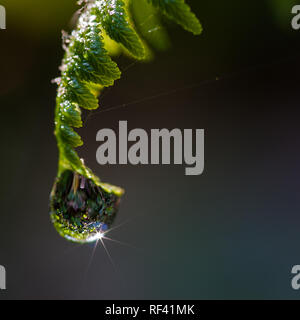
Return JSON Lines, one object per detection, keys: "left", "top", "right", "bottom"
{"left": 49, "top": 170, "right": 121, "bottom": 243}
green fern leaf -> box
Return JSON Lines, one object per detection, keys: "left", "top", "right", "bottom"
{"left": 59, "top": 102, "right": 82, "bottom": 128}
{"left": 147, "top": 0, "right": 202, "bottom": 35}
{"left": 93, "top": 0, "right": 145, "bottom": 59}
{"left": 59, "top": 123, "right": 83, "bottom": 148}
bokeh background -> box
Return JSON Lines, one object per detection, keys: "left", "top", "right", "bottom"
{"left": 1, "top": 0, "right": 300, "bottom": 299}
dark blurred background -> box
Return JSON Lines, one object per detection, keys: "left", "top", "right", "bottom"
{"left": 1, "top": 0, "right": 300, "bottom": 299}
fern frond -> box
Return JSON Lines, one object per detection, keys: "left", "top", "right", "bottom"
{"left": 147, "top": 0, "right": 202, "bottom": 35}
{"left": 50, "top": 0, "right": 202, "bottom": 243}
{"left": 94, "top": 0, "right": 145, "bottom": 59}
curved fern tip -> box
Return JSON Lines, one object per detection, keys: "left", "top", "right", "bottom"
{"left": 50, "top": 0, "right": 201, "bottom": 243}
